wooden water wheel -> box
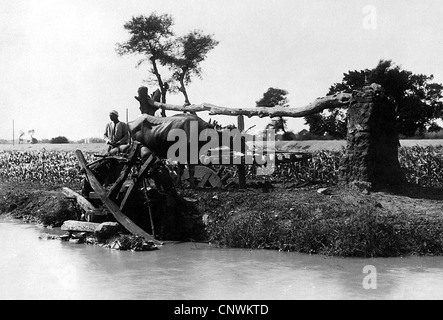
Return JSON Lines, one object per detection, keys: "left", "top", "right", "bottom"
{"left": 76, "top": 142, "right": 166, "bottom": 245}
{"left": 180, "top": 165, "right": 224, "bottom": 188}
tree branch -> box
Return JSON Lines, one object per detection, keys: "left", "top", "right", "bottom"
{"left": 153, "top": 92, "right": 352, "bottom": 118}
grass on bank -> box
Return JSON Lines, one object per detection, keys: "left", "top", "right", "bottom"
{"left": 196, "top": 186, "right": 443, "bottom": 257}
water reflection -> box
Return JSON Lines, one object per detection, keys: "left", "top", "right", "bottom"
{"left": 1, "top": 218, "right": 442, "bottom": 300}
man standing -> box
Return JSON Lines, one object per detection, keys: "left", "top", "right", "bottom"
{"left": 104, "top": 110, "right": 130, "bottom": 155}
{"left": 135, "top": 86, "right": 166, "bottom": 117}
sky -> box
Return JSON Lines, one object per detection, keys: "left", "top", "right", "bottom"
{"left": 1, "top": 0, "right": 443, "bottom": 141}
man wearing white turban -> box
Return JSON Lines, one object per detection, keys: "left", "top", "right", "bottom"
{"left": 104, "top": 110, "right": 130, "bottom": 155}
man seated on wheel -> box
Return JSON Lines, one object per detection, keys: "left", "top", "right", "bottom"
{"left": 104, "top": 110, "right": 130, "bottom": 155}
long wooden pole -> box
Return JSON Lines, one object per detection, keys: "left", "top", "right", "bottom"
{"left": 152, "top": 92, "right": 352, "bottom": 118}
{"left": 237, "top": 115, "right": 246, "bottom": 189}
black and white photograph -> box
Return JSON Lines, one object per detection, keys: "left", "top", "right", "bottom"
{"left": 1, "top": 0, "right": 443, "bottom": 304}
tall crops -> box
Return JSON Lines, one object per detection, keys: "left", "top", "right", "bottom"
{"left": 216, "top": 146, "right": 443, "bottom": 187}
{"left": 268, "top": 146, "right": 443, "bottom": 188}
{"left": 0, "top": 150, "right": 95, "bottom": 187}
{"left": 270, "top": 146, "right": 443, "bottom": 188}
{"left": 0, "top": 145, "right": 442, "bottom": 188}
{"left": 272, "top": 149, "right": 344, "bottom": 184}
{"left": 398, "top": 145, "right": 443, "bottom": 188}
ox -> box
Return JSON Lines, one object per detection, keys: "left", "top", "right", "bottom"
{"left": 128, "top": 113, "right": 218, "bottom": 187}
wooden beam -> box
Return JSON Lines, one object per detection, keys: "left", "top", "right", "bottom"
{"left": 107, "top": 142, "right": 141, "bottom": 201}
{"left": 61, "top": 186, "right": 105, "bottom": 221}
{"left": 153, "top": 92, "right": 352, "bottom": 118}
{"left": 237, "top": 115, "right": 246, "bottom": 188}
{"left": 119, "top": 154, "right": 155, "bottom": 212}
{"left": 61, "top": 187, "right": 95, "bottom": 212}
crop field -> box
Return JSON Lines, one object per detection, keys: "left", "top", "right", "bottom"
{"left": 0, "top": 143, "right": 108, "bottom": 153}
{"left": 0, "top": 149, "right": 96, "bottom": 186}
{"left": 275, "top": 139, "right": 443, "bottom": 151}
{"left": 1, "top": 139, "right": 443, "bottom": 153}
{"left": 1, "top": 141, "right": 443, "bottom": 189}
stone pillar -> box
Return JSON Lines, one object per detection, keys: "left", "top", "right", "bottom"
{"left": 339, "top": 83, "right": 406, "bottom": 190}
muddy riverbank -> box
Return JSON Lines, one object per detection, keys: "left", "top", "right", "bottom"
{"left": 1, "top": 181, "right": 443, "bottom": 257}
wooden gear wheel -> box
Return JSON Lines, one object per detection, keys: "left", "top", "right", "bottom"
{"left": 180, "top": 165, "right": 223, "bottom": 188}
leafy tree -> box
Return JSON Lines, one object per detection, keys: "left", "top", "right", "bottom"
{"left": 50, "top": 136, "right": 69, "bottom": 144}
{"left": 89, "top": 137, "right": 106, "bottom": 143}
{"left": 256, "top": 88, "right": 290, "bottom": 133}
{"left": 281, "top": 131, "right": 297, "bottom": 140}
{"left": 305, "top": 60, "right": 443, "bottom": 137}
{"left": 116, "top": 13, "right": 174, "bottom": 103}
{"left": 427, "top": 122, "right": 442, "bottom": 133}
{"left": 162, "top": 30, "right": 219, "bottom": 105}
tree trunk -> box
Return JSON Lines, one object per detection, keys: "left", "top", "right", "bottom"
{"left": 339, "top": 84, "right": 406, "bottom": 190}
{"left": 178, "top": 71, "right": 196, "bottom": 114}
{"left": 179, "top": 80, "right": 191, "bottom": 106}
{"left": 150, "top": 56, "right": 167, "bottom": 107}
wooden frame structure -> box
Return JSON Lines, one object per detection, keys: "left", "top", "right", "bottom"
{"left": 75, "top": 143, "right": 163, "bottom": 246}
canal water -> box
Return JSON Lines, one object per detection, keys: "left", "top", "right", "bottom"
{"left": 1, "top": 218, "right": 443, "bottom": 300}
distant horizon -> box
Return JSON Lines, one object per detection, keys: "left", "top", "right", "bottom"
{"left": 2, "top": 136, "right": 443, "bottom": 145}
